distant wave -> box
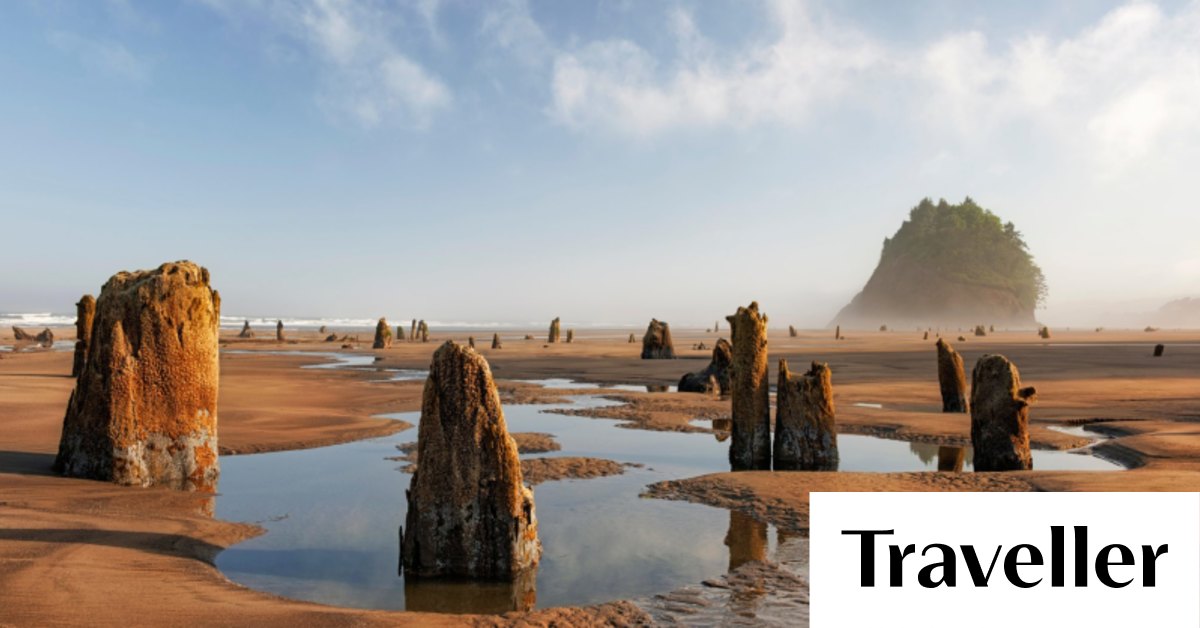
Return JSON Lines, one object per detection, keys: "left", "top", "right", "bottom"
{"left": 0, "top": 312, "right": 76, "bottom": 327}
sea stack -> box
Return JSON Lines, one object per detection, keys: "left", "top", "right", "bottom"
{"left": 54, "top": 261, "right": 220, "bottom": 490}
{"left": 835, "top": 325, "right": 841, "bottom": 340}
{"left": 276, "top": 320, "right": 285, "bottom": 342}
{"left": 773, "top": 359, "right": 838, "bottom": 471}
{"left": 238, "top": 320, "right": 254, "bottom": 339}
{"left": 468, "top": 336, "right": 476, "bottom": 349}
{"left": 373, "top": 318, "right": 392, "bottom": 349}
{"left": 640, "top": 319, "right": 676, "bottom": 359}
{"left": 71, "top": 295, "right": 96, "bottom": 378}
{"left": 726, "top": 302, "right": 771, "bottom": 470}
{"left": 678, "top": 338, "right": 732, "bottom": 394}
{"left": 628, "top": 333, "right": 635, "bottom": 343}
{"left": 419, "top": 320, "right": 429, "bottom": 343}
{"left": 548, "top": 318, "right": 561, "bottom": 343}
{"left": 401, "top": 341, "right": 541, "bottom": 579}
{"left": 411, "top": 319, "right": 418, "bottom": 342}
{"left": 1039, "top": 326, "right": 1051, "bottom": 339}
{"left": 935, "top": 338, "right": 968, "bottom": 413}
{"left": 974, "top": 324, "right": 987, "bottom": 337}
{"left": 970, "top": 354, "right": 1035, "bottom": 471}
{"left": 492, "top": 333, "right": 502, "bottom": 349}
{"left": 397, "top": 325, "right": 406, "bottom": 341}
{"left": 565, "top": 329, "right": 574, "bottom": 343}
{"left": 788, "top": 325, "right": 797, "bottom": 338}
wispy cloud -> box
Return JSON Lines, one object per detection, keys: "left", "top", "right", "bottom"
{"left": 539, "top": 0, "right": 1200, "bottom": 172}
{"left": 47, "top": 30, "right": 150, "bottom": 82}
{"left": 548, "top": 1, "right": 882, "bottom": 137}
{"left": 202, "top": 0, "right": 451, "bottom": 128}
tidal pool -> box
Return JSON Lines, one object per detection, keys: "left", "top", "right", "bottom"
{"left": 214, "top": 356, "right": 1123, "bottom": 614}
{"left": 216, "top": 398, "right": 1120, "bottom": 613}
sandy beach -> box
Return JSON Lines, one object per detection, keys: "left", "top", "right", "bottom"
{"left": 2, "top": 325, "right": 1198, "bottom": 625}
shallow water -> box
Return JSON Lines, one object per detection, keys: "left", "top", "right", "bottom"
{"left": 214, "top": 353, "right": 1122, "bottom": 613}
{"left": 216, "top": 397, "right": 754, "bottom": 612}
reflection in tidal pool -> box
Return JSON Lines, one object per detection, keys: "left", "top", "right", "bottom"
{"left": 216, "top": 386, "right": 1123, "bottom": 613}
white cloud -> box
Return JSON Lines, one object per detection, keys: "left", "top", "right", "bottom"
{"left": 918, "top": 1, "right": 1200, "bottom": 169}
{"left": 47, "top": 30, "right": 150, "bottom": 82}
{"left": 544, "top": 0, "right": 1200, "bottom": 171}
{"left": 549, "top": 0, "right": 882, "bottom": 137}
{"left": 481, "top": 0, "right": 551, "bottom": 67}
{"left": 202, "top": 0, "right": 451, "bottom": 128}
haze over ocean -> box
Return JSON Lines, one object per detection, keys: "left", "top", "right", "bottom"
{"left": 2, "top": 1, "right": 1198, "bottom": 327}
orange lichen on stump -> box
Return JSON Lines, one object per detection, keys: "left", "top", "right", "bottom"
{"left": 54, "top": 261, "right": 220, "bottom": 491}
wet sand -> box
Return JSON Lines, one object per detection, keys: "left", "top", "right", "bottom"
{"left": 3, "top": 326, "right": 1200, "bottom": 625}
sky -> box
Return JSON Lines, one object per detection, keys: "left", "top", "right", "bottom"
{"left": 1, "top": 0, "right": 1198, "bottom": 327}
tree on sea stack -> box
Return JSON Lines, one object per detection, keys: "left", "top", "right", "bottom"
{"left": 373, "top": 318, "right": 393, "bottom": 349}
{"left": 936, "top": 339, "right": 968, "bottom": 413}
{"left": 401, "top": 341, "right": 541, "bottom": 580}
{"left": 55, "top": 261, "right": 220, "bottom": 490}
{"left": 833, "top": 198, "right": 1047, "bottom": 328}
{"left": 71, "top": 294, "right": 95, "bottom": 378}
{"left": 726, "top": 302, "right": 771, "bottom": 470}
{"left": 970, "top": 354, "right": 1035, "bottom": 471}
{"left": 773, "top": 359, "right": 838, "bottom": 471}
{"left": 641, "top": 319, "right": 676, "bottom": 359}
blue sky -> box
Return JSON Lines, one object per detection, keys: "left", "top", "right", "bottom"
{"left": 2, "top": 0, "right": 1198, "bottom": 327}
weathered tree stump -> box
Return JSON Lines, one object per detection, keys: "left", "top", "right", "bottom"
{"left": 936, "top": 338, "right": 968, "bottom": 413}
{"left": 726, "top": 302, "right": 771, "bottom": 470}
{"left": 773, "top": 359, "right": 838, "bottom": 471}
{"left": 678, "top": 338, "right": 732, "bottom": 394}
{"left": 970, "top": 354, "right": 1035, "bottom": 471}
{"left": 55, "top": 261, "right": 220, "bottom": 490}
{"left": 373, "top": 318, "right": 393, "bottom": 349}
{"left": 401, "top": 342, "right": 541, "bottom": 579}
{"left": 72, "top": 295, "right": 96, "bottom": 377}
{"left": 641, "top": 319, "right": 676, "bottom": 359}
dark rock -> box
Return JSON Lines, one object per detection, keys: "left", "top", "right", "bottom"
{"left": 1153, "top": 344, "right": 1165, "bottom": 357}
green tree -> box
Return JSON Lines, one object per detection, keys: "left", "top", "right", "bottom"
{"left": 880, "top": 198, "right": 1047, "bottom": 309}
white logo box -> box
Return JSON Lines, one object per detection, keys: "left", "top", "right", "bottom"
{"left": 810, "top": 492, "right": 1199, "bottom": 627}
